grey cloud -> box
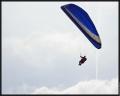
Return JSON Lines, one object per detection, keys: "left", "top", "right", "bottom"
{"left": 32, "top": 78, "right": 118, "bottom": 94}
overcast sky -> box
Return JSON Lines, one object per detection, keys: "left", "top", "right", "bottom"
{"left": 2, "top": 2, "right": 118, "bottom": 94}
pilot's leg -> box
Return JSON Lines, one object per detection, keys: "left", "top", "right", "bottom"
{"left": 79, "top": 61, "right": 82, "bottom": 65}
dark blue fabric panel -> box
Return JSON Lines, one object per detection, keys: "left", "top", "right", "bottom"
{"left": 61, "top": 4, "right": 101, "bottom": 49}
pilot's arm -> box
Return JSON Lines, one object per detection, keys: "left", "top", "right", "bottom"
{"left": 80, "top": 56, "right": 83, "bottom": 58}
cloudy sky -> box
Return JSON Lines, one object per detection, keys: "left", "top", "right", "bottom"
{"left": 2, "top": 2, "right": 118, "bottom": 94}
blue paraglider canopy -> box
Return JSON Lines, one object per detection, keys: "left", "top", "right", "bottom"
{"left": 61, "top": 4, "right": 101, "bottom": 49}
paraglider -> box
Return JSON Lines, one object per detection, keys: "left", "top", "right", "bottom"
{"left": 61, "top": 4, "right": 101, "bottom": 49}
{"left": 61, "top": 4, "right": 102, "bottom": 66}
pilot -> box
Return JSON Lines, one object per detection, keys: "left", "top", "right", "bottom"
{"left": 79, "top": 56, "right": 87, "bottom": 66}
